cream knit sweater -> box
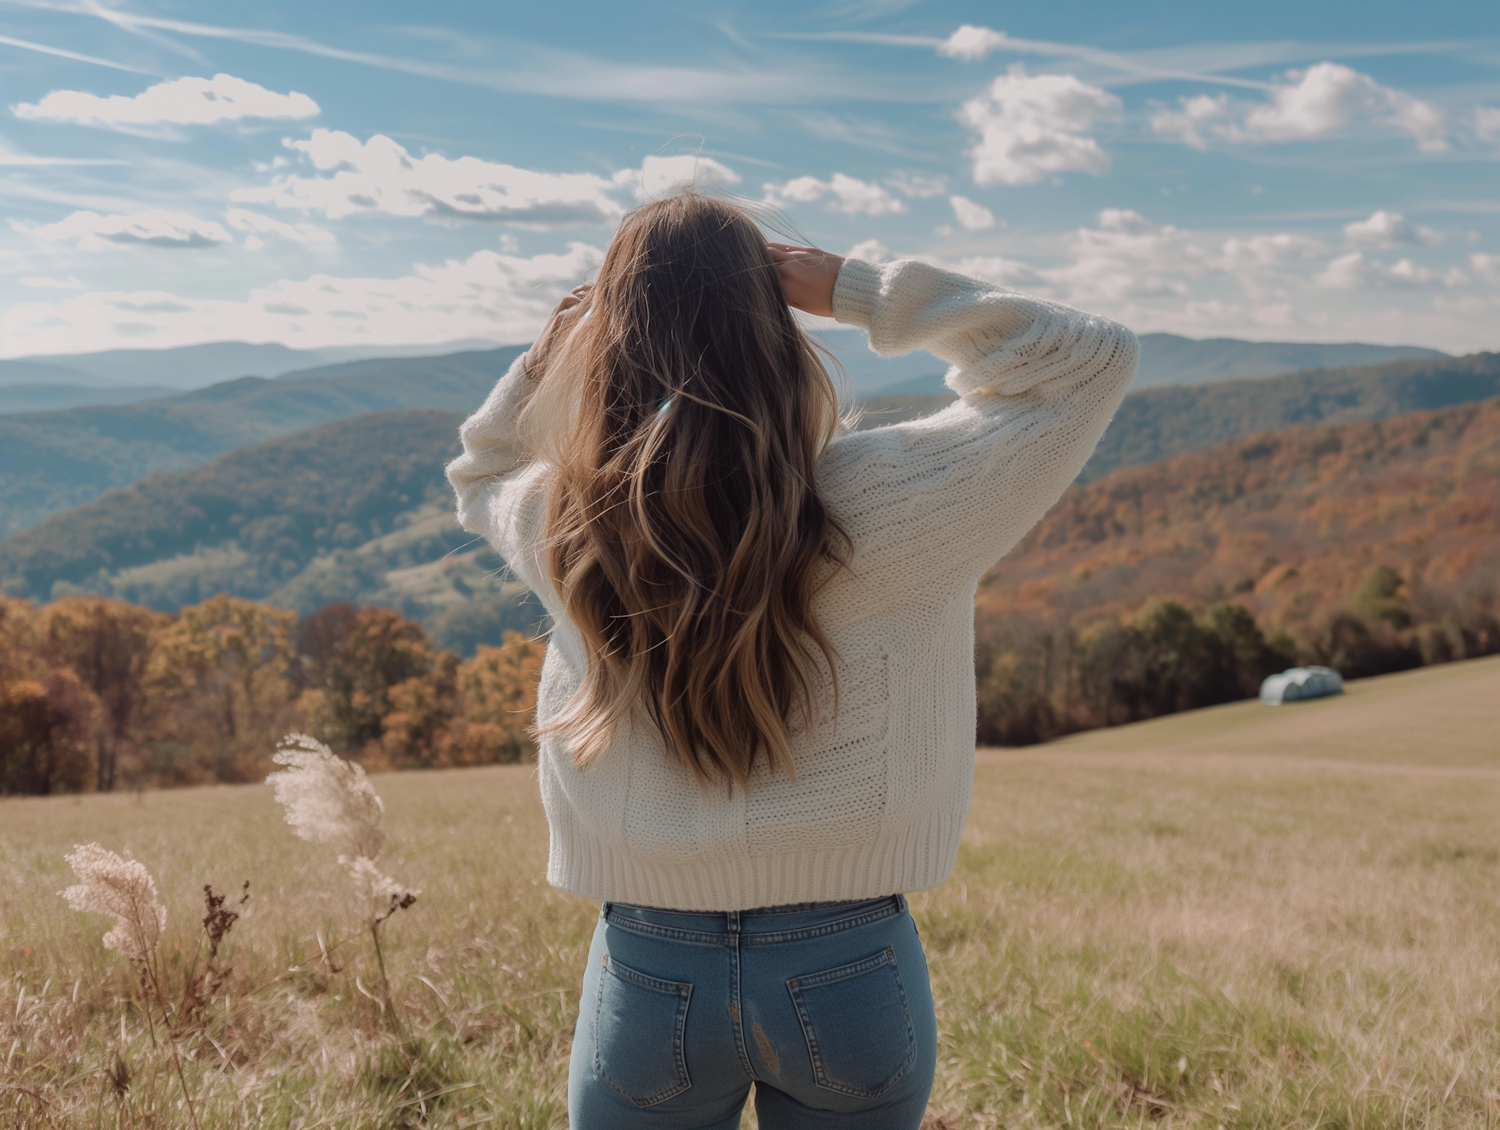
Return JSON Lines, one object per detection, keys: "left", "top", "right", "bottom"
{"left": 446, "top": 257, "right": 1138, "bottom": 911}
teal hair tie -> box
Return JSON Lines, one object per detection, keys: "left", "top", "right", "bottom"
{"left": 657, "top": 396, "right": 675, "bottom": 415}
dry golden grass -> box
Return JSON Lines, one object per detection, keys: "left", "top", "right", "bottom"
{"left": 2, "top": 654, "right": 1499, "bottom": 1127}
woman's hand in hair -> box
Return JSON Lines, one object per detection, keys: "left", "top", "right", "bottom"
{"left": 767, "top": 243, "right": 844, "bottom": 318}
{"left": 524, "top": 283, "right": 593, "bottom": 381}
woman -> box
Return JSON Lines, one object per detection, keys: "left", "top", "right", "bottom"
{"left": 447, "top": 192, "right": 1137, "bottom": 1128}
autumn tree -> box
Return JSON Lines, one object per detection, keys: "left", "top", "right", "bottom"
{"left": 39, "top": 597, "right": 166, "bottom": 791}
{"left": 148, "top": 594, "right": 297, "bottom": 782}
{"left": 0, "top": 596, "right": 99, "bottom": 795}
{"left": 445, "top": 631, "right": 547, "bottom": 764}
{"left": 297, "top": 605, "right": 439, "bottom": 756}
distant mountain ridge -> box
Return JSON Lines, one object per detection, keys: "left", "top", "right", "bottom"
{"left": 0, "top": 338, "right": 506, "bottom": 390}
{"left": 866, "top": 332, "right": 1447, "bottom": 395}
{"left": 4, "top": 331, "right": 1449, "bottom": 402}
{"left": 0, "top": 346, "right": 524, "bottom": 538}
{"left": 1131, "top": 333, "right": 1445, "bottom": 389}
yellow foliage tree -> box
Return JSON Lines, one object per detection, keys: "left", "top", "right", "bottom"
{"left": 446, "top": 632, "right": 546, "bottom": 765}
{"left": 148, "top": 594, "right": 297, "bottom": 782}
{"left": 40, "top": 597, "right": 166, "bottom": 791}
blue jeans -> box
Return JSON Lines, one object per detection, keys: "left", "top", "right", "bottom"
{"left": 569, "top": 895, "right": 937, "bottom": 1129}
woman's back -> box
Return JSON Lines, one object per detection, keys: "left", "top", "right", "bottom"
{"left": 447, "top": 244, "right": 1138, "bottom": 911}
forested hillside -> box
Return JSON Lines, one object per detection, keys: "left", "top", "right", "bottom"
{"left": 1085, "top": 350, "right": 1500, "bottom": 479}
{"left": 0, "top": 410, "right": 541, "bottom": 654}
{"left": 973, "top": 395, "right": 1500, "bottom": 742}
{"left": 0, "top": 346, "right": 523, "bottom": 537}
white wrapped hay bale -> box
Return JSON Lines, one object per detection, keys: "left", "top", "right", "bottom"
{"left": 1260, "top": 665, "right": 1344, "bottom": 705}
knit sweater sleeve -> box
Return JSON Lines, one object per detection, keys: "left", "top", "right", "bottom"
{"left": 819, "top": 257, "right": 1138, "bottom": 592}
{"left": 442, "top": 352, "right": 549, "bottom": 586}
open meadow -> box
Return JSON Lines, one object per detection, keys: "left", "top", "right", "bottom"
{"left": 2, "top": 653, "right": 1499, "bottom": 1128}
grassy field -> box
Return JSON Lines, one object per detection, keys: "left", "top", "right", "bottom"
{"left": 3, "top": 654, "right": 1499, "bottom": 1128}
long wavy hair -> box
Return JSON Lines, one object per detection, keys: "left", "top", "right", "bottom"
{"left": 521, "top": 191, "right": 848, "bottom": 786}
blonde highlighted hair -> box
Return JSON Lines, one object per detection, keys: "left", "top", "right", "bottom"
{"left": 522, "top": 192, "right": 847, "bottom": 786}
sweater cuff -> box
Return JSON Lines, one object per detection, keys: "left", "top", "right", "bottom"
{"left": 830, "top": 257, "right": 883, "bottom": 330}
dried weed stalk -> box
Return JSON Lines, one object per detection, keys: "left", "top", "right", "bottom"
{"left": 61, "top": 844, "right": 202, "bottom": 1130}
{"left": 267, "top": 733, "right": 420, "bottom": 1036}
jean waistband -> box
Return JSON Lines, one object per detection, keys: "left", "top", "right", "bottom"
{"left": 601, "top": 894, "right": 907, "bottom": 947}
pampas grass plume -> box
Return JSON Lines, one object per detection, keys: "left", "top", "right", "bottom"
{"left": 61, "top": 843, "right": 166, "bottom": 960}
{"left": 266, "top": 733, "right": 386, "bottom": 861}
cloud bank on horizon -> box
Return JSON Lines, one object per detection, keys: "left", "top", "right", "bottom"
{"left": 0, "top": 0, "right": 1496, "bottom": 357}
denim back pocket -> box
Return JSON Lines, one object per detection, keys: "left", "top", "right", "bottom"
{"left": 594, "top": 954, "right": 693, "bottom": 1107}
{"left": 786, "top": 947, "right": 915, "bottom": 1097}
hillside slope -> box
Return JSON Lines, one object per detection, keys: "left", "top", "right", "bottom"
{"left": 1029, "top": 653, "right": 1500, "bottom": 768}
{"left": 0, "top": 346, "right": 523, "bottom": 537}
{"left": 1084, "top": 350, "right": 1500, "bottom": 480}
{"left": 979, "top": 394, "right": 1500, "bottom": 631}
{"left": 0, "top": 409, "right": 538, "bottom": 653}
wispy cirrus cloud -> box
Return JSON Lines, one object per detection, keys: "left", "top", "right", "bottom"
{"left": 0, "top": 30, "right": 159, "bottom": 74}
{"left": 15, "top": 74, "right": 319, "bottom": 132}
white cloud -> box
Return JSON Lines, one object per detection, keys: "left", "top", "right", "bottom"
{"left": 1219, "top": 233, "right": 1325, "bottom": 271}
{"left": 612, "top": 154, "right": 740, "bottom": 201}
{"left": 1154, "top": 64, "right": 1447, "bottom": 153}
{"left": 1043, "top": 209, "right": 1213, "bottom": 303}
{"left": 234, "top": 130, "right": 624, "bottom": 225}
{"left": 846, "top": 239, "right": 892, "bottom": 262}
{"left": 21, "top": 275, "right": 83, "bottom": 289}
{"left": 1343, "top": 210, "right": 1443, "bottom": 248}
{"left": 18, "top": 209, "right": 232, "bottom": 251}
{"left": 1470, "top": 253, "right": 1500, "bottom": 283}
{"left": 1315, "top": 252, "right": 1466, "bottom": 290}
{"left": 949, "top": 195, "right": 996, "bottom": 231}
{"left": 1476, "top": 106, "right": 1500, "bottom": 143}
{"left": 958, "top": 66, "right": 1119, "bottom": 186}
{"left": 886, "top": 172, "right": 948, "bottom": 198}
{"left": 13, "top": 74, "right": 318, "bottom": 131}
{"left": 763, "top": 173, "right": 906, "bottom": 216}
{"left": 226, "top": 208, "right": 335, "bottom": 247}
{"left": 944, "top": 255, "right": 1043, "bottom": 289}
{"left": 0, "top": 242, "right": 605, "bottom": 355}
{"left": 938, "top": 25, "right": 1009, "bottom": 62}
{"left": 1150, "top": 94, "right": 1230, "bottom": 151}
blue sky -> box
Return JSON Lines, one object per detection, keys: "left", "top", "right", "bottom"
{"left": 1, "top": 0, "right": 1497, "bottom": 358}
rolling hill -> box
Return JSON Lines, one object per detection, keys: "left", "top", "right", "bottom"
{"left": 0, "top": 409, "right": 541, "bottom": 654}
{"left": 976, "top": 394, "right": 1500, "bottom": 634}
{"left": 0, "top": 346, "right": 524, "bottom": 538}
{"left": 862, "top": 331, "right": 1446, "bottom": 394}
{"left": 1082, "top": 350, "right": 1500, "bottom": 480}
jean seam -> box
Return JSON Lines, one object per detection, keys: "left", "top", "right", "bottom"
{"left": 785, "top": 947, "right": 918, "bottom": 1099}
{"left": 594, "top": 954, "right": 694, "bottom": 1107}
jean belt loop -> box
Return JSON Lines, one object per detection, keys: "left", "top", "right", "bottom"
{"left": 727, "top": 909, "right": 740, "bottom": 936}
{"left": 601, "top": 900, "right": 612, "bottom": 919}
{"left": 895, "top": 893, "right": 907, "bottom": 914}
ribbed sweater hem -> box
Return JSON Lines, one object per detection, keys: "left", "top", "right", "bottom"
{"left": 545, "top": 809, "right": 966, "bottom": 911}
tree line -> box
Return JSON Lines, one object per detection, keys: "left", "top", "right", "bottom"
{"left": 975, "top": 563, "right": 1500, "bottom": 746}
{"left": 6, "top": 559, "right": 1497, "bottom": 794}
{"left": 1, "top": 594, "right": 543, "bottom": 796}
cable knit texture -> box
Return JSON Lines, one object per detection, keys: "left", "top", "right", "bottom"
{"left": 446, "top": 258, "right": 1138, "bottom": 910}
